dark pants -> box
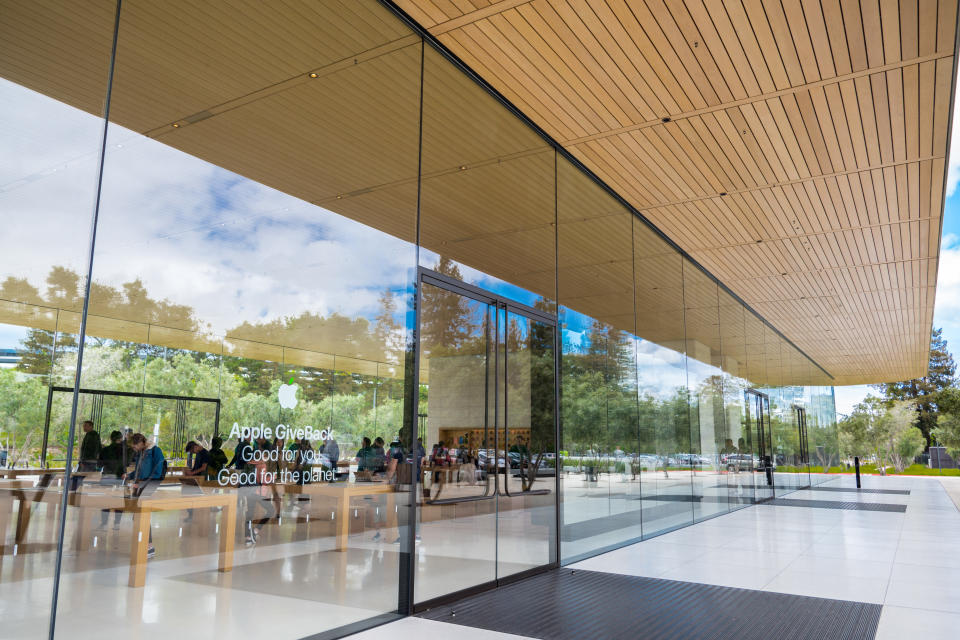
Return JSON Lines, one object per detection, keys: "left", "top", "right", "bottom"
{"left": 242, "top": 486, "right": 276, "bottom": 531}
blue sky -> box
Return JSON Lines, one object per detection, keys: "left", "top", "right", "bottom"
{"left": 835, "top": 95, "right": 960, "bottom": 414}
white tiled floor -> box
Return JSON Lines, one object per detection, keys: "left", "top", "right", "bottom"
{"left": 356, "top": 475, "right": 960, "bottom": 639}
{"left": 569, "top": 475, "right": 960, "bottom": 638}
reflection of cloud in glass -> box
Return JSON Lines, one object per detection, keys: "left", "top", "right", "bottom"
{"left": 636, "top": 339, "right": 687, "bottom": 399}
{"left": 1, "top": 79, "right": 105, "bottom": 286}
{"left": 2, "top": 76, "right": 416, "bottom": 338}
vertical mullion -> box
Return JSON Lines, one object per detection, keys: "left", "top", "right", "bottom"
{"left": 47, "top": 1, "right": 123, "bottom": 637}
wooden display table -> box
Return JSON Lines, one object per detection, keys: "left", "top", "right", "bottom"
{"left": 281, "top": 481, "right": 397, "bottom": 551}
{"left": 0, "top": 486, "right": 236, "bottom": 587}
{"left": 0, "top": 468, "right": 66, "bottom": 478}
{"left": 422, "top": 463, "right": 469, "bottom": 499}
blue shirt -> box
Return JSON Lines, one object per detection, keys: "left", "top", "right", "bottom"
{"left": 132, "top": 445, "right": 165, "bottom": 481}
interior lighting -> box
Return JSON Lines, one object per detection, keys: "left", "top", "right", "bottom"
{"left": 308, "top": 72, "right": 319, "bottom": 78}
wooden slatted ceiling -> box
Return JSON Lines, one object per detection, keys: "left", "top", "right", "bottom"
{"left": 0, "top": 0, "right": 949, "bottom": 385}
{"left": 395, "top": 0, "right": 959, "bottom": 385}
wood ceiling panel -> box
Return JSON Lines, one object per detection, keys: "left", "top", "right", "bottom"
{"left": 2, "top": 0, "right": 954, "bottom": 385}
{"left": 393, "top": 0, "right": 958, "bottom": 385}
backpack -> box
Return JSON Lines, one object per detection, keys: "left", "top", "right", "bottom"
{"left": 160, "top": 457, "right": 168, "bottom": 480}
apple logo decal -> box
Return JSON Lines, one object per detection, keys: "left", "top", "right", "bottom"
{"left": 278, "top": 377, "right": 299, "bottom": 410}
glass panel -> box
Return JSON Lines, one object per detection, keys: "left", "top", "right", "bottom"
{"left": 682, "top": 263, "right": 728, "bottom": 520}
{"left": 419, "top": 45, "right": 556, "bottom": 311}
{"left": 415, "top": 281, "right": 497, "bottom": 602}
{"left": 0, "top": 1, "right": 115, "bottom": 635}
{"left": 556, "top": 157, "right": 639, "bottom": 561}
{"left": 57, "top": 1, "right": 420, "bottom": 636}
{"left": 745, "top": 390, "right": 774, "bottom": 502}
{"left": 634, "top": 221, "right": 692, "bottom": 536}
{"left": 717, "top": 290, "right": 752, "bottom": 507}
{"left": 498, "top": 309, "right": 556, "bottom": 578}
{"left": 809, "top": 384, "right": 840, "bottom": 484}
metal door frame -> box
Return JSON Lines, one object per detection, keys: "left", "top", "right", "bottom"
{"left": 409, "top": 267, "right": 560, "bottom": 612}
{"left": 793, "top": 405, "right": 811, "bottom": 489}
{"left": 744, "top": 389, "right": 774, "bottom": 501}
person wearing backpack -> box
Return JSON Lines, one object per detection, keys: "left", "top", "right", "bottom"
{"left": 126, "top": 433, "right": 167, "bottom": 558}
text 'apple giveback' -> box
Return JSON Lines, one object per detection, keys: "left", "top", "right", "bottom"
{"left": 216, "top": 379, "right": 337, "bottom": 486}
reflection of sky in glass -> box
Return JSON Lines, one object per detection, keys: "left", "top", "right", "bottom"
{"left": 419, "top": 248, "right": 548, "bottom": 311}
{"left": 90, "top": 121, "right": 418, "bottom": 336}
{"left": 0, "top": 324, "right": 28, "bottom": 353}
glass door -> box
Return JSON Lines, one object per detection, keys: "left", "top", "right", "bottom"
{"left": 794, "top": 406, "right": 811, "bottom": 489}
{"left": 744, "top": 390, "right": 774, "bottom": 502}
{"left": 413, "top": 270, "right": 557, "bottom": 606}
{"left": 498, "top": 307, "right": 557, "bottom": 580}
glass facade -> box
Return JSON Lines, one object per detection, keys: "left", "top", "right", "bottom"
{"left": 0, "top": 1, "right": 837, "bottom": 638}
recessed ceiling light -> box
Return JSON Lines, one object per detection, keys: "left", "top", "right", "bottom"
{"left": 755, "top": 239, "right": 763, "bottom": 243}
{"left": 172, "top": 123, "right": 180, "bottom": 128}
{"left": 719, "top": 192, "right": 727, "bottom": 196}
{"left": 336, "top": 195, "right": 343, "bottom": 199}
{"left": 308, "top": 72, "right": 319, "bottom": 78}
{"left": 459, "top": 165, "right": 467, "bottom": 170}
{"left": 661, "top": 117, "right": 672, "bottom": 123}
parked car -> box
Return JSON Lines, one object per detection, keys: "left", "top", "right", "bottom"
{"left": 722, "top": 454, "right": 758, "bottom": 471}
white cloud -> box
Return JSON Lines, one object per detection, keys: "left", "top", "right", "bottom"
{"left": 934, "top": 234, "right": 960, "bottom": 353}
{"left": 1, "top": 79, "right": 416, "bottom": 342}
{"left": 948, "top": 89, "right": 960, "bottom": 198}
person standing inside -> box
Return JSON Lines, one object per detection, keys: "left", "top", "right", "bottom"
{"left": 355, "top": 437, "right": 373, "bottom": 477}
{"left": 126, "top": 433, "right": 166, "bottom": 558}
{"left": 96, "top": 430, "right": 127, "bottom": 530}
{"left": 320, "top": 435, "right": 340, "bottom": 480}
{"left": 372, "top": 437, "right": 386, "bottom": 475}
{"left": 229, "top": 435, "right": 252, "bottom": 471}
{"left": 183, "top": 441, "right": 211, "bottom": 522}
{"left": 207, "top": 437, "right": 228, "bottom": 480}
{"left": 78, "top": 420, "right": 101, "bottom": 472}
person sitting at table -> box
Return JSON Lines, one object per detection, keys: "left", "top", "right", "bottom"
{"left": 229, "top": 435, "right": 253, "bottom": 471}
{"left": 96, "top": 430, "right": 127, "bottom": 529}
{"left": 184, "top": 441, "right": 210, "bottom": 477}
{"left": 78, "top": 420, "right": 101, "bottom": 472}
{"left": 126, "top": 433, "right": 166, "bottom": 558}
{"left": 207, "top": 437, "right": 228, "bottom": 480}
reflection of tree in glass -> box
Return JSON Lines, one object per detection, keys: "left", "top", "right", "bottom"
{"left": 518, "top": 302, "right": 554, "bottom": 490}
{"left": 0, "top": 266, "right": 412, "bottom": 464}
{"left": 419, "top": 258, "right": 478, "bottom": 357}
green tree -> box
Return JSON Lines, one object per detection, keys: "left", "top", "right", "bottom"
{"left": 874, "top": 327, "right": 956, "bottom": 446}
{"left": 839, "top": 397, "right": 925, "bottom": 474}
{"left": 882, "top": 401, "right": 925, "bottom": 473}
{"left": 0, "top": 369, "right": 48, "bottom": 465}
{"left": 933, "top": 413, "right": 960, "bottom": 462}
